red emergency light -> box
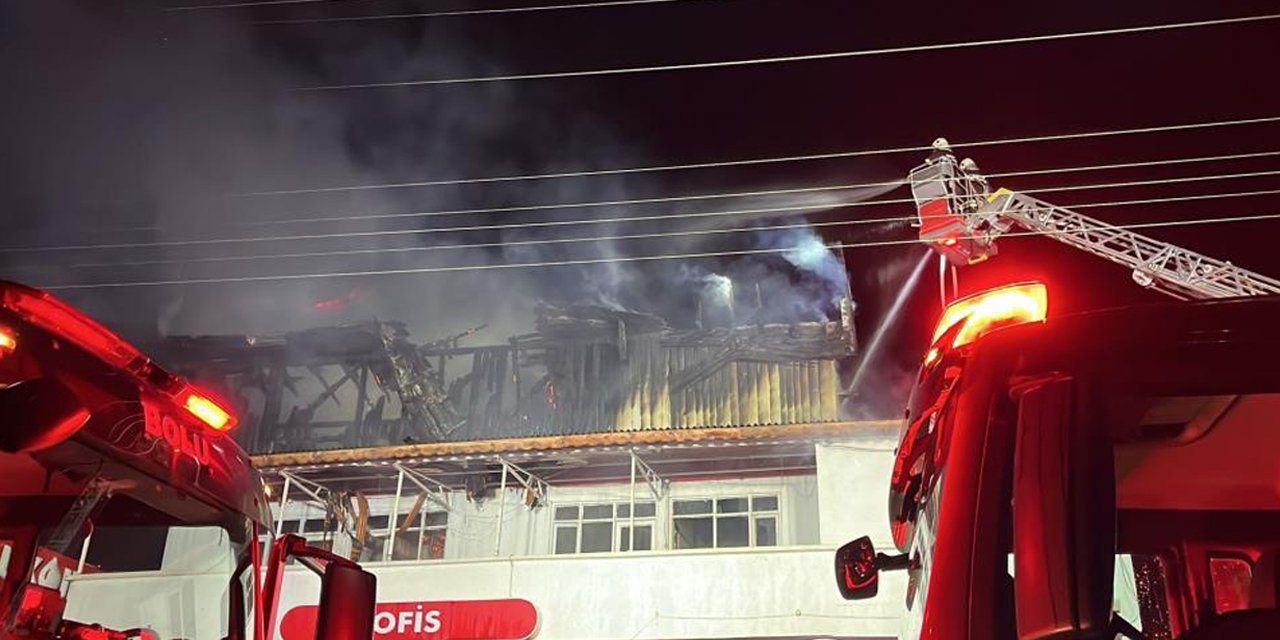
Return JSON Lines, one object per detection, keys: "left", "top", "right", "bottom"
{"left": 931, "top": 282, "right": 1048, "bottom": 349}
{"left": 181, "top": 388, "right": 237, "bottom": 432}
{"left": 1, "top": 284, "right": 146, "bottom": 372}
{"left": 0, "top": 326, "right": 15, "bottom": 354}
{"left": 0, "top": 282, "right": 238, "bottom": 435}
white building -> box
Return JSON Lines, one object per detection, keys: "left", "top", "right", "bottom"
{"left": 64, "top": 421, "right": 910, "bottom": 640}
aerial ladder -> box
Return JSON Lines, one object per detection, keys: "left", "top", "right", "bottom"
{"left": 910, "top": 139, "right": 1280, "bottom": 300}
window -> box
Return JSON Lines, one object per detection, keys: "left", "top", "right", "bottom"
{"left": 672, "top": 495, "right": 779, "bottom": 549}
{"left": 81, "top": 526, "right": 169, "bottom": 572}
{"left": 359, "top": 510, "right": 448, "bottom": 563}
{"left": 1110, "top": 553, "right": 1172, "bottom": 637}
{"left": 553, "top": 502, "right": 655, "bottom": 554}
{"left": 1210, "top": 557, "right": 1253, "bottom": 614}
{"left": 390, "top": 511, "right": 448, "bottom": 561}
{"left": 276, "top": 512, "right": 338, "bottom": 553}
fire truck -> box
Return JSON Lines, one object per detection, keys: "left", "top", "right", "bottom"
{"left": 0, "top": 281, "right": 377, "bottom": 640}
{"left": 835, "top": 142, "right": 1280, "bottom": 639}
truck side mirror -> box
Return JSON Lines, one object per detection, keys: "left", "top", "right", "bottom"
{"left": 836, "top": 536, "right": 879, "bottom": 599}
{"left": 315, "top": 562, "right": 376, "bottom": 640}
{"left": 836, "top": 535, "right": 911, "bottom": 600}
{"left": 255, "top": 534, "right": 378, "bottom": 640}
{"left": 0, "top": 377, "right": 88, "bottom": 453}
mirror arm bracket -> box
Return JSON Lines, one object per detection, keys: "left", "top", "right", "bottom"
{"left": 876, "top": 552, "right": 911, "bottom": 572}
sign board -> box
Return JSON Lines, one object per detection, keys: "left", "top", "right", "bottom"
{"left": 280, "top": 599, "right": 537, "bottom": 640}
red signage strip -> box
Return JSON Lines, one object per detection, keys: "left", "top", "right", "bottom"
{"left": 280, "top": 599, "right": 537, "bottom": 640}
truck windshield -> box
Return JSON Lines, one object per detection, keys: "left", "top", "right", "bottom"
{"left": 1106, "top": 392, "right": 1280, "bottom": 636}
{"left": 1006, "top": 391, "right": 1280, "bottom": 638}
{"left": 2, "top": 487, "right": 241, "bottom": 639}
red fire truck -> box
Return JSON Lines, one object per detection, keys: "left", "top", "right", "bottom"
{"left": 0, "top": 280, "right": 376, "bottom": 640}
{"left": 835, "top": 143, "right": 1280, "bottom": 638}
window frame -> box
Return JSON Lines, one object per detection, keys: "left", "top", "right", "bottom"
{"left": 379, "top": 509, "right": 448, "bottom": 562}
{"left": 552, "top": 501, "right": 657, "bottom": 555}
{"left": 669, "top": 494, "right": 782, "bottom": 550}
{"left": 274, "top": 505, "right": 339, "bottom": 553}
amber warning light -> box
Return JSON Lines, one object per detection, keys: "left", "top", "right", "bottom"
{"left": 931, "top": 282, "right": 1048, "bottom": 349}
{"left": 0, "top": 327, "right": 15, "bottom": 354}
{"left": 183, "top": 389, "right": 237, "bottom": 432}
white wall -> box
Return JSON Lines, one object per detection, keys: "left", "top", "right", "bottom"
{"left": 64, "top": 443, "right": 910, "bottom": 639}
{"left": 68, "top": 547, "right": 906, "bottom": 640}
{"left": 281, "top": 473, "right": 827, "bottom": 561}
{"left": 286, "top": 547, "right": 905, "bottom": 640}
{"left": 815, "top": 439, "right": 898, "bottom": 550}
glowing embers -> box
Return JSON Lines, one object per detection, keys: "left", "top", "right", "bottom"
{"left": 931, "top": 282, "right": 1048, "bottom": 349}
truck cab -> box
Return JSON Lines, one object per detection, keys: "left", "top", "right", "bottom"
{"left": 837, "top": 282, "right": 1280, "bottom": 639}
{"left": 0, "top": 281, "right": 376, "bottom": 640}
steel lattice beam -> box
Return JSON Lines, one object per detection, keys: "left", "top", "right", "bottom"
{"left": 910, "top": 144, "right": 1280, "bottom": 301}
{"left": 987, "top": 190, "right": 1280, "bottom": 299}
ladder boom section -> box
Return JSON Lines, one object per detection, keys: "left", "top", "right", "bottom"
{"left": 986, "top": 189, "right": 1280, "bottom": 299}
{"left": 909, "top": 140, "right": 1280, "bottom": 300}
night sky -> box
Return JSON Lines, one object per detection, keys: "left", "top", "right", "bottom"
{"left": 1, "top": 0, "right": 1277, "bottom": 415}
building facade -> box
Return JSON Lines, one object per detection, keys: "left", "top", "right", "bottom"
{"left": 60, "top": 302, "right": 913, "bottom": 638}
{"left": 63, "top": 423, "right": 910, "bottom": 639}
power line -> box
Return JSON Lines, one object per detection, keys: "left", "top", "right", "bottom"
{"left": 37, "top": 211, "right": 1280, "bottom": 290}
{"left": 53, "top": 147, "right": 1280, "bottom": 241}
{"left": 231, "top": 115, "right": 1280, "bottom": 196}
{"left": 296, "top": 13, "right": 1280, "bottom": 90}
{"left": 240, "top": 149, "right": 1280, "bottom": 228}
{"left": 165, "top": 0, "right": 373, "bottom": 11}
{"left": 986, "top": 150, "right": 1280, "bottom": 180}
{"left": 250, "top": 0, "right": 709, "bottom": 24}
{"left": 12, "top": 186, "right": 1280, "bottom": 272}
{"left": 247, "top": 181, "right": 904, "bottom": 227}
{"left": 10, "top": 196, "right": 911, "bottom": 253}
{"left": 23, "top": 187, "right": 1280, "bottom": 271}
{"left": 11, "top": 168, "right": 1277, "bottom": 253}
{"left": 1030, "top": 169, "right": 1280, "bottom": 196}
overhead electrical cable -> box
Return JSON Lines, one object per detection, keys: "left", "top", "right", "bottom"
{"left": 295, "top": 13, "right": 1280, "bottom": 90}
{"left": 230, "top": 115, "right": 1280, "bottom": 196}
{"left": 8, "top": 169, "right": 1277, "bottom": 254}
{"left": 21, "top": 187, "right": 1280, "bottom": 271}
{"left": 249, "top": 0, "right": 710, "bottom": 24}
{"left": 166, "top": 0, "right": 347, "bottom": 9}
{"left": 7, "top": 197, "right": 918, "bottom": 253}
{"left": 239, "top": 149, "right": 1280, "bottom": 227}
{"left": 37, "top": 211, "right": 1280, "bottom": 290}
{"left": 164, "top": 0, "right": 456, "bottom": 10}
{"left": 50, "top": 148, "right": 1280, "bottom": 240}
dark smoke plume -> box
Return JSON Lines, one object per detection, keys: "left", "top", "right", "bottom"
{"left": 0, "top": 1, "right": 895, "bottom": 361}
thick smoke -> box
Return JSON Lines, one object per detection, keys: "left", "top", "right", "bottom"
{"left": 0, "top": 1, "right": 896, "bottom": 355}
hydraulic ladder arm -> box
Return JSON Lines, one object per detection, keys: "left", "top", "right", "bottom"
{"left": 909, "top": 138, "right": 1280, "bottom": 300}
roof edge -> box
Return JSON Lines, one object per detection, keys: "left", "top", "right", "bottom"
{"left": 251, "top": 420, "right": 899, "bottom": 469}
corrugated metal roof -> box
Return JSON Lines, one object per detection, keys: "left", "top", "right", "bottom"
{"left": 252, "top": 419, "right": 898, "bottom": 470}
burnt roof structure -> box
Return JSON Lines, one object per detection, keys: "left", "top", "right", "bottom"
{"left": 160, "top": 304, "right": 857, "bottom": 456}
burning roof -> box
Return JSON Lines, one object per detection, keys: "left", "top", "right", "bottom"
{"left": 159, "top": 302, "right": 856, "bottom": 456}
